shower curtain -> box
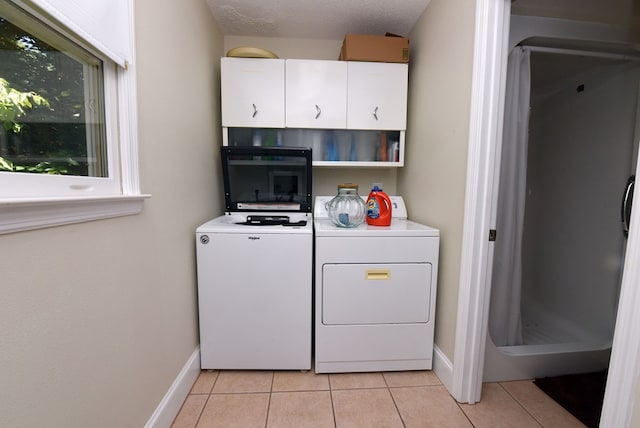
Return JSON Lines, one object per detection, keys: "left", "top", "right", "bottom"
{"left": 489, "top": 46, "right": 530, "bottom": 346}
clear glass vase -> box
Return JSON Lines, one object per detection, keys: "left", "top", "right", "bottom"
{"left": 325, "top": 183, "right": 367, "bottom": 228}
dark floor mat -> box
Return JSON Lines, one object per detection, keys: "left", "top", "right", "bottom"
{"left": 534, "top": 370, "right": 607, "bottom": 428}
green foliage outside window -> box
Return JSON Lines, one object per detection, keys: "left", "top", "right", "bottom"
{"left": 0, "top": 12, "right": 104, "bottom": 176}
{"left": 0, "top": 77, "right": 48, "bottom": 133}
{"left": 0, "top": 77, "right": 61, "bottom": 173}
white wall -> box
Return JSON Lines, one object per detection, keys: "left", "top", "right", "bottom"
{"left": 522, "top": 55, "right": 638, "bottom": 339}
{"left": 0, "top": 0, "right": 224, "bottom": 426}
{"left": 399, "top": 0, "right": 476, "bottom": 360}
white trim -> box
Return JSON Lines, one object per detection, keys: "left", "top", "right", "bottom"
{"left": 599, "top": 144, "right": 640, "bottom": 426}
{"left": 600, "top": 238, "right": 640, "bottom": 426}
{"left": 432, "top": 344, "right": 453, "bottom": 392}
{"left": 118, "top": 65, "right": 141, "bottom": 194}
{"left": 145, "top": 347, "right": 202, "bottom": 428}
{"left": 117, "top": 5, "right": 141, "bottom": 195}
{"left": 451, "top": 0, "right": 510, "bottom": 404}
{"left": 0, "top": 194, "right": 149, "bottom": 234}
{"left": 23, "top": 0, "right": 133, "bottom": 67}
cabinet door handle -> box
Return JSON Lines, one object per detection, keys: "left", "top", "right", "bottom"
{"left": 373, "top": 106, "right": 379, "bottom": 121}
{"left": 252, "top": 103, "right": 258, "bottom": 118}
{"left": 315, "top": 104, "right": 321, "bottom": 119}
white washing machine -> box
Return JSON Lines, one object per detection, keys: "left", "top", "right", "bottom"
{"left": 314, "top": 195, "right": 440, "bottom": 373}
{"left": 196, "top": 147, "right": 313, "bottom": 370}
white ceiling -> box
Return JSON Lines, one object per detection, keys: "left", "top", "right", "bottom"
{"left": 205, "top": 0, "right": 431, "bottom": 40}
{"left": 207, "top": 0, "right": 640, "bottom": 41}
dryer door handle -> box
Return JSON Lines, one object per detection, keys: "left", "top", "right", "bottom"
{"left": 366, "top": 269, "right": 391, "bottom": 280}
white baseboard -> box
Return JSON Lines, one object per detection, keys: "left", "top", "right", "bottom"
{"left": 145, "top": 346, "right": 201, "bottom": 428}
{"left": 432, "top": 344, "right": 454, "bottom": 394}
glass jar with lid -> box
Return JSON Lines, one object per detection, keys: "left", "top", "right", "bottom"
{"left": 325, "top": 183, "right": 367, "bottom": 228}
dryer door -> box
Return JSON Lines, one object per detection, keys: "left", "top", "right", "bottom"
{"left": 321, "top": 263, "right": 431, "bottom": 325}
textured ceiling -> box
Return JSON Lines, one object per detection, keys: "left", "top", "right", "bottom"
{"left": 206, "top": 0, "right": 431, "bottom": 39}
{"left": 206, "top": 0, "right": 640, "bottom": 40}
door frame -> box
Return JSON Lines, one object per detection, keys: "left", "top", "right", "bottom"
{"left": 454, "top": 0, "right": 640, "bottom": 425}
{"left": 450, "top": 0, "right": 510, "bottom": 403}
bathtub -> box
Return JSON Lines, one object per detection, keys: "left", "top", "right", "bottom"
{"left": 483, "top": 307, "right": 612, "bottom": 382}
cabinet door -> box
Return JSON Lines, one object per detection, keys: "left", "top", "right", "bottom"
{"left": 221, "top": 57, "right": 285, "bottom": 127}
{"left": 347, "top": 62, "right": 408, "bottom": 130}
{"left": 286, "top": 60, "right": 347, "bottom": 129}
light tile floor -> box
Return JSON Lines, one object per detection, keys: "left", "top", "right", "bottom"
{"left": 172, "top": 369, "right": 586, "bottom": 427}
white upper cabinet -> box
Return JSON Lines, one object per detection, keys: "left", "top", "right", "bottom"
{"left": 285, "top": 60, "right": 347, "bottom": 129}
{"left": 221, "top": 58, "right": 408, "bottom": 131}
{"left": 220, "top": 58, "right": 408, "bottom": 167}
{"left": 221, "top": 57, "right": 285, "bottom": 127}
{"left": 347, "top": 62, "right": 408, "bottom": 130}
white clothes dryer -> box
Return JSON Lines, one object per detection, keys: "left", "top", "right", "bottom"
{"left": 314, "top": 195, "right": 440, "bottom": 373}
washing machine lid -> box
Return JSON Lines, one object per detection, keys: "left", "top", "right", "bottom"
{"left": 221, "top": 146, "right": 312, "bottom": 213}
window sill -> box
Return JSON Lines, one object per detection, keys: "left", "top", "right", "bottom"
{"left": 0, "top": 194, "right": 150, "bottom": 234}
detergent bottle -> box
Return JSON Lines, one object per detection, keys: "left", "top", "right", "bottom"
{"left": 366, "top": 183, "right": 392, "bottom": 226}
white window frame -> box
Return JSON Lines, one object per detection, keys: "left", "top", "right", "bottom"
{"left": 0, "top": 0, "right": 148, "bottom": 234}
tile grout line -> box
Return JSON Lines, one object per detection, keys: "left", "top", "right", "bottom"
{"left": 193, "top": 394, "right": 212, "bottom": 428}
{"left": 451, "top": 387, "right": 478, "bottom": 428}
{"left": 193, "top": 370, "right": 219, "bottom": 428}
{"left": 455, "top": 402, "right": 477, "bottom": 428}
{"left": 382, "top": 373, "right": 408, "bottom": 428}
{"left": 263, "top": 371, "right": 275, "bottom": 428}
{"left": 497, "top": 382, "right": 544, "bottom": 427}
{"left": 328, "top": 373, "right": 338, "bottom": 427}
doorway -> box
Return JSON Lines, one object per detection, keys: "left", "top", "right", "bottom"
{"left": 452, "top": 1, "right": 640, "bottom": 425}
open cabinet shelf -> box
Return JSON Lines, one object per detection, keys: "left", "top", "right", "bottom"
{"left": 223, "top": 127, "right": 405, "bottom": 167}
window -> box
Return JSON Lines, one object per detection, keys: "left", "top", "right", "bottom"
{"left": 0, "top": 0, "right": 146, "bottom": 233}
{"left": 1, "top": 3, "right": 108, "bottom": 177}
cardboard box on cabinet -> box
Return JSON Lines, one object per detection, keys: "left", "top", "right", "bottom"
{"left": 339, "top": 33, "right": 409, "bottom": 63}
